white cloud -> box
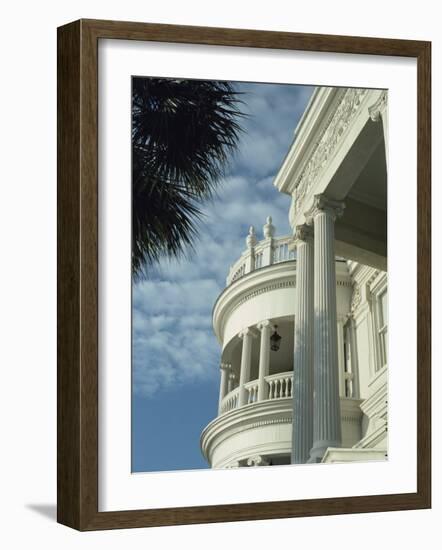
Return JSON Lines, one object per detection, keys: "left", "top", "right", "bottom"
{"left": 132, "top": 83, "right": 313, "bottom": 397}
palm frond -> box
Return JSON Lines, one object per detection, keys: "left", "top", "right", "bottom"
{"left": 132, "top": 77, "right": 246, "bottom": 278}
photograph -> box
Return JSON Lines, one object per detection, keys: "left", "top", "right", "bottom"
{"left": 131, "top": 77, "right": 388, "bottom": 472}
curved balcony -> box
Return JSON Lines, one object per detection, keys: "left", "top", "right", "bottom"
{"left": 220, "top": 371, "right": 293, "bottom": 414}
{"left": 226, "top": 234, "right": 296, "bottom": 286}
{"left": 202, "top": 367, "right": 363, "bottom": 468}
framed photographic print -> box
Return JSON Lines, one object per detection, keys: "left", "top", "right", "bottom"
{"left": 57, "top": 19, "right": 431, "bottom": 530}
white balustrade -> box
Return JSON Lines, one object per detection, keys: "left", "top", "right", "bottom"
{"left": 230, "top": 263, "right": 246, "bottom": 283}
{"left": 266, "top": 373, "right": 293, "bottom": 399}
{"left": 273, "top": 239, "right": 296, "bottom": 264}
{"left": 219, "top": 372, "right": 293, "bottom": 415}
{"left": 245, "top": 381, "right": 259, "bottom": 404}
{"left": 220, "top": 387, "right": 239, "bottom": 413}
{"left": 254, "top": 251, "right": 264, "bottom": 269}
{"left": 227, "top": 234, "right": 296, "bottom": 286}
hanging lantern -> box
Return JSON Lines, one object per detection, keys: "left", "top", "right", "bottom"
{"left": 270, "top": 325, "right": 282, "bottom": 352}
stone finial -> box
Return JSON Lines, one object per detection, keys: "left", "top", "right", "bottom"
{"left": 246, "top": 225, "right": 257, "bottom": 248}
{"left": 263, "top": 216, "right": 275, "bottom": 239}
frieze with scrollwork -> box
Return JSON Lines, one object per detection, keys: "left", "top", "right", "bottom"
{"left": 294, "top": 88, "right": 369, "bottom": 211}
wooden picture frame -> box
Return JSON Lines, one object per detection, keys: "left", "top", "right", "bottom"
{"left": 57, "top": 18, "right": 431, "bottom": 530}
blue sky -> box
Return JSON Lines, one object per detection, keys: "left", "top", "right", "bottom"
{"left": 132, "top": 81, "right": 314, "bottom": 472}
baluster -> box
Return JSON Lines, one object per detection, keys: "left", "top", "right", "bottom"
{"left": 269, "top": 380, "right": 274, "bottom": 399}
{"left": 285, "top": 377, "right": 289, "bottom": 397}
{"left": 275, "top": 379, "right": 279, "bottom": 398}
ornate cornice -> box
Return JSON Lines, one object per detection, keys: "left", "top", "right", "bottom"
{"left": 351, "top": 284, "right": 362, "bottom": 313}
{"left": 236, "top": 280, "right": 295, "bottom": 310}
{"left": 294, "top": 88, "right": 368, "bottom": 207}
{"left": 368, "top": 90, "right": 388, "bottom": 122}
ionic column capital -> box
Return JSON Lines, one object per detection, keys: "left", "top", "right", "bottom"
{"left": 238, "top": 327, "right": 258, "bottom": 339}
{"left": 368, "top": 90, "right": 388, "bottom": 122}
{"left": 290, "top": 224, "right": 313, "bottom": 250}
{"left": 305, "top": 194, "right": 345, "bottom": 224}
{"left": 256, "top": 319, "right": 271, "bottom": 331}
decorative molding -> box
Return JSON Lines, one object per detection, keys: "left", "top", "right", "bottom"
{"left": 350, "top": 284, "right": 362, "bottom": 312}
{"left": 201, "top": 410, "right": 293, "bottom": 458}
{"left": 256, "top": 319, "right": 271, "bottom": 331}
{"left": 238, "top": 327, "right": 258, "bottom": 339}
{"left": 305, "top": 193, "right": 345, "bottom": 223}
{"left": 294, "top": 88, "right": 369, "bottom": 207}
{"left": 291, "top": 223, "right": 313, "bottom": 249}
{"left": 368, "top": 90, "right": 388, "bottom": 122}
{"left": 247, "top": 455, "right": 270, "bottom": 467}
{"left": 246, "top": 225, "right": 257, "bottom": 249}
{"left": 235, "top": 280, "right": 296, "bottom": 310}
{"left": 263, "top": 216, "right": 275, "bottom": 239}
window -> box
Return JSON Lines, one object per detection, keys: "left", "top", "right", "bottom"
{"left": 343, "top": 320, "right": 354, "bottom": 397}
{"left": 377, "top": 289, "right": 388, "bottom": 369}
{"left": 369, "top": 278, "right": 388, "bottom": 374}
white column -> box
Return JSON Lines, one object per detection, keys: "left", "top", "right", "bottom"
{"left": 218, "top": 363, "right": 230, "bottom": 415}
{"left": 238, "top": 328, "right": 254, "bottom": 407}
{"left": 227, "top": 372, "right": 236, "bottom": 393}
{"left": 337, "top": 317, "right": 346, "bottom": 397}
{"left": 257, "top": 320, "right": 271, "bottom": 401}
{"left": 348, "top": 315, "right": 360, "bottom": 398}
{"left": 307, "top": 194, "right": 345, "bottom": 462}
{"left": 291, "top": 224, "right": 314, "bottom": 464}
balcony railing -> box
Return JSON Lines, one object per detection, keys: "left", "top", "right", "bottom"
{"left": 226, "top": 234, "right": 295, "bottom": 286}
{"left": 220, "top": 371, "right": 293, "bottom": 415}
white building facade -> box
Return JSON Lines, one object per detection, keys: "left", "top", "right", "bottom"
{"left": 200, "top": 87, "right": 388, "bottom": 468}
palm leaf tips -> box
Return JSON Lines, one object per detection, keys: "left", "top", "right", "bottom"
{"left": 132, "top": 77, "right": 246, "bottom": 279}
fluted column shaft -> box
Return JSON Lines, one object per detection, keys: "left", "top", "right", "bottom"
{"left": 218, "top": 364, "right": 230, "bottom": 414}
{"left": 257, "top": 321, "right": 271, "bottom": 401}
{"left": 238, "top": 328, "right": 254, "bottom": 407}
{"left": 307, "top": 195, "right": 344, "bottom": 462}
{"left": 291, "top": 225, "right": 314, "bottom": 464}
